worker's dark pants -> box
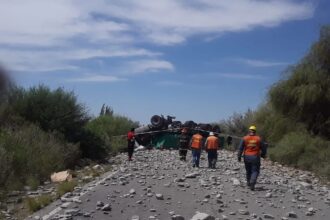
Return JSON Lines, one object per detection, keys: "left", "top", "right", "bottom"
{"left": 127, "top": 146, "right": 134, "bottom": 160}
{"left": 179, "top": 148, "right": 188, "bottom": 161}
{"left": 191, "top": 149, "right": 201, "bottom": 167}
{"left": 207, "top": 150, "right": 218, "bottom": 168}
{"left": 244, "top": 155, "right": 260, "bottom": 185}
{"left": 127, "top": 141, "right": 135, "bottom": 160}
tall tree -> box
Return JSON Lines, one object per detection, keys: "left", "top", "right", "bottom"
{"left": 269, "top": 25, "right": 330, "bottom": 138}
{"left": 100, "top": 104, "right": 105, "bottom": 116}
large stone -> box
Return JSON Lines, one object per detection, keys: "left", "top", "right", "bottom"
{"left": 299, "top": 182, "right": 312, "bottom": 190}
{"left": 156, "top": 194, "right": 164, "bottom": 200}
{"left": 238, "top": 209, "right": 249, "bottom": 215}
{"left": 185, "top": 173, "right": 199, "bottom": 178}
{"left": 96, "top": 201, "right": 104, "bottom": 207}
{"left": 263, "top": 214, "right": 275, "bottom": 219}
{"left": 231, "top": 178, "right": 240, "bottom": 186}
{"left": 64, "top": 209, "right": 80, "bottom": 215}
{"left": 265, "top": 192, "right": 272, "bottom": 198}
{"left": 287, "top": 211, "right": 298, "bottom": 218}
{"left": 191, "top": 212, "right": 215, "bottom": 220}
{"left": 101, "top": 204, "right": 112, "bottom": 211}
{"left": 172, "top": 215, "right": 185, "bottom": 220}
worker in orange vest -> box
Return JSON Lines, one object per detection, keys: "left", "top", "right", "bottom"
{"left": 205, "top": 132, "right": 219, "bottom": 169}
{"left": 237, "top": 125, "right": 267, "bottom": 190}
{"left": 190, "top": 130, "right": 203, "bottom": 168}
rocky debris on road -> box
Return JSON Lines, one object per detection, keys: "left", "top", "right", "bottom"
{"left": 27, "top": 150, "right": 330, "bottom": 220}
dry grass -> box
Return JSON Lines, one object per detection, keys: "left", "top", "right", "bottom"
{"left": 25, "top": 195, "right": 53, "bottom": 213}
{"left": 56, "top": 181, "right": 78, "bottom": 197}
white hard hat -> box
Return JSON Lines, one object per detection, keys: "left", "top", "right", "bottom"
{"left": 209, "top": 132, "right": 214, "bottom": 136}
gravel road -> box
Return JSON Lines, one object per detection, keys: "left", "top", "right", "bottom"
{"left": 29, "top": 149, "right": 330, "bottom": 220}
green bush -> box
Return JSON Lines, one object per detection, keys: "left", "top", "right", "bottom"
{"left": 0, "top": 123, "right": 80, "bottom": 190}
{"left": 3, "top": 85, "right": 107, "bottom": 159}
{"left": 25, "top": 195, "right": 53, "bottom": 212}
{"left": 269, "top": 131, "right": 330, "bottom": 179}
{"left": 268, "top": 26, "right": 330, "bottom": 138}
{"left": 7, "top": 85, "right": 89, "bottom": 142}
{"left": 86, "top": 115, "right": 139, "bottom": 153}
{"left": 78, "top": 128, "right": 107, "bottom": 159}
{"left": 110, "top": 136, "right": 127, "bottom": 153}
{"left": 57, "top": 181, "right": 77, "bottom": 197}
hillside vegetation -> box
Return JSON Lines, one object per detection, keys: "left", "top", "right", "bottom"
{"left": 219, "top": 26, "right": 330, "bottom": 180}
{"left": 0, "top": 82, "right": 137, "bottom": 192}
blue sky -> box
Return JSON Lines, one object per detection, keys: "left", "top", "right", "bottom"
{"left": 1, "top": 0, "right": 330, "bottom": 125}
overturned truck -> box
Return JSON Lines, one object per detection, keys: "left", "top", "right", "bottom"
{"left": 134, "top": 115, "right": 223, "bottom": 149}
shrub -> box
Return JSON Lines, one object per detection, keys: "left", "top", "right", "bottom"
{"left": 0, "top": 146, "right": 12, "bottom": 187}
{"left": 86, "top": 115, "right": 139, "bottom": 153}
{"left": 78, "top": 128, "right": 107, "bottom": 159}
{"left": 25, "top": 195, "right": 53, "bottom": 212}
{"left": 3, "top": 85, "right": 107, "bottom": 159}
{"left": 57, "top": 181, "right": 77, "bottom": 197}
{"left": 7, "top": 85, "right": 89, "bottom": 142}
{"left": 0, "top": 123, "right": 80, "bottom": 190}
{"left": 269, "top": 131, "right": 330, "bottom": 179}
{"left": 110, "top": 136, "right": 127, "bottom": 153}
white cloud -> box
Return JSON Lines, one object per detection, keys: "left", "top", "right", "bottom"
{"left": 0, "top": 48, "right": 159, "bottom": 72}
{"left": 67, "top": 75, "right": 126, "bottom": 83}
{"left": 0, "top": 0, "right": 315, "bottom": 75}
{"left": 233, "top": 58, "right": 290, "bottom": 67}
{"left": 100, "top": 0, "right": 315, "bottom": 44}
{"left": 123, "top": 60, "right": 175, "bottom": 75}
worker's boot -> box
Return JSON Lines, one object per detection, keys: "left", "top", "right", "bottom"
{"left": 250, "top": 182, "right": 255, "bottom": 191}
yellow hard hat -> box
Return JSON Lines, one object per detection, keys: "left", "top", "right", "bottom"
{"left": 249, "top": 125, "right": 257, "bottom": 131}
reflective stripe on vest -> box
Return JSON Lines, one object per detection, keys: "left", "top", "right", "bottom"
{"left": 191, "top": 134, "right": 203, "bottom": 149}
{"left": 243, "top": 135, "right": 261, "bottom": 156}
{"left": 206, "top": 136, "right": 219, "bottom": 150}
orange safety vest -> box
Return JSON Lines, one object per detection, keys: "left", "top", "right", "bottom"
{"left": 191, "top": 134, "right": 203, "bottom": 150}
{"left": 243, "top": 135, "right": 261, "bottom": 156}
{"left": 206, "top": 136, "right": 219, "bottom": 150}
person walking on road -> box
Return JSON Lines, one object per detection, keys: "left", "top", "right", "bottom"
{"left": 179, "top": 128, "right": 190, "bottom": 161}
{"left": 237, "top": 125, "right": 267, "bottom": 190}
{"left": 190, "top": 130, "right": 203, "bottom": 167}
{"left": 205, "top": 132, "right": 219, "bottom": 169}
{"left": 127, "top": 128, "right": 135, "bottom": 161}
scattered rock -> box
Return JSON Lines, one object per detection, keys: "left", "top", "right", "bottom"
{"left": 231, "top": 178, "right": 240, "bottom": 186}
{"left": 131, "top": 215, "right": 140, "bottom": 220}
{"left": 156, "top": 193, "right": 164, "bottom": 200}
{"left": 101, "top": 204, "right": 111, "bottom": 211}
{"left": 191, "top": 212, "right": 215, "bottom": 220}
{"left": 263, "top": 213, "right": 275, "bottom": 219}
{"left": 238, "top": 209, "right": 249, "bottom": 215}
{"left": 287, "top": 211, "right": 298, "bottom": 218}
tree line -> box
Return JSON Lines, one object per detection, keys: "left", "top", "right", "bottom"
{"left": 218, "top": 26, "right": 330, "bottom": 180}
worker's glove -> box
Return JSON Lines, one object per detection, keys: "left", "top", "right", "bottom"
{"left": 237, "top": 156, "right": 241, "bottom": 162}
